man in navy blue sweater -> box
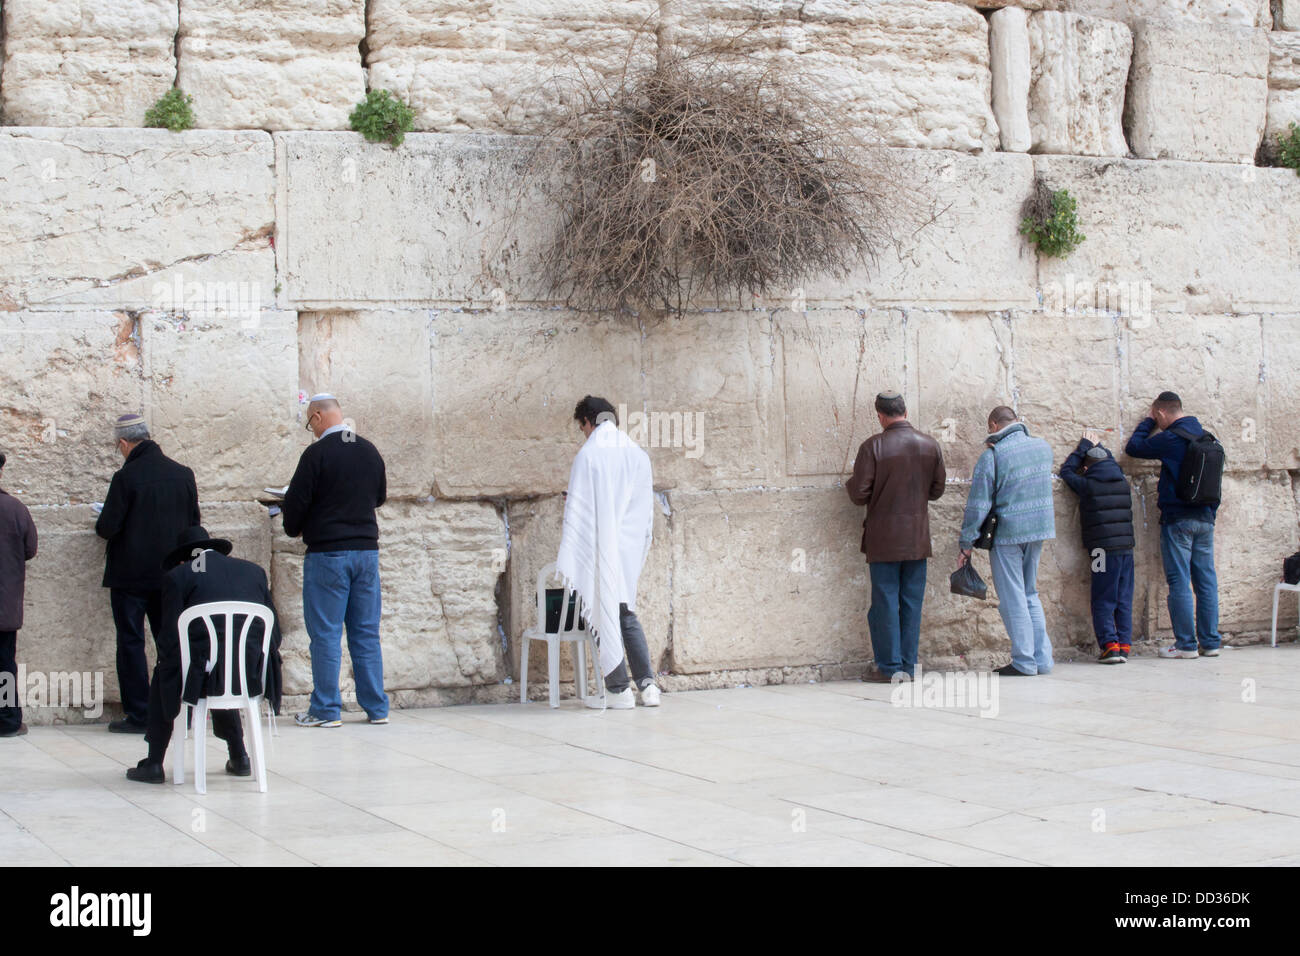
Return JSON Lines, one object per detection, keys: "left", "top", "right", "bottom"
{"left": 282, "top": 394, "right": 389, "bottom": 727}
{"left": 1124, "top": 391, "right": 1222, "bottom": 659}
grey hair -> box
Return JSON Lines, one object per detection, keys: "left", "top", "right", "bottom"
{"left": 115, "top": 422, "right": 150, "bottom": 443}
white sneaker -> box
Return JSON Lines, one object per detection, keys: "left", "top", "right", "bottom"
{"left": 638, "top": 684, "right": 661, "bottom": 707}
{"left": 1199, "top": 647, "right": 1222, "bottom": 657}
{"left": 1157, "top": 646, "right": 1199, "bottom": 659}
{"left": 604, "top": 687, "right": 636, "bottom": 709}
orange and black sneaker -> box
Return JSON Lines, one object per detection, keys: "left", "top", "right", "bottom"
{"left": 1118, "top": 643, "right": 1131, "bottom": 661}
{"left": 1099, "top": 642, "right": 1126, "bottom": 664}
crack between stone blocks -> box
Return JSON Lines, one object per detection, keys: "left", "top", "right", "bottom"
{"left": 360, "top": 0, "right": 373, "bottom": 83}
{"left": 173, "top": 0, "right": 182, "bottom": 89}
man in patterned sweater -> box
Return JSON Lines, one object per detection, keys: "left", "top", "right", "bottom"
{"left": 957, "top": 406, "right": 1057, "bottom": 676}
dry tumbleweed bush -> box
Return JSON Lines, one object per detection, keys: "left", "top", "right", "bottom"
{"left": 521, "top": 37, "right": 926, "bottom": 316}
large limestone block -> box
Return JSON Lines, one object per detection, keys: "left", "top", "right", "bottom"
{"left": 143, "top": 311, "right": 300, "bottom": 501}
{"left": 806, "top": 150, "right": 1039, "bottom": 312}
{"left": 1145, "top": 474, "right": 1299, "bottom": 638}
{"left": 1125, "top": 19, "right": 1269, "bottom": 163}
{"left": 505, "top": 495, "right": 671, "bottom": 690}
{"left": 1012, "top": 312, "right": 1122, "bottom": 451}
{"left": 990, "top": 7, "right": 1033, "bottom": 152}
{"left": 366, "top": 0, "right": 658, "bottom": 133}
{"left": 0, "top": 129, "right": 275, "bottom": 312}
{"left": 0, "top": 311, "right": 144, "bottom": 506}
{"left": 0, "top": 0, "right": 176, "bottom": 126}
{"left": 1032, "top": 156, "right": 1300, "bottom": 313}
{"left": 1264, "top": 33, "right": 1300, "bottom": 162}
{"left": 908, "top": 312, "right": 1013, "bottom": 478}
{"left": 21, "top": 503, "right": 271, "bottom": 722}
{"left": 1027, "top": 12, "right": 1131, "bottom": 156}
{"left": 1264, "top": 314, "right": 1300, "bottom": 469}
{"left": 297, "top": 311, "right": 435, "bottom": 497}
{"left": 270, "top": 499, "right": 507, "bottom": 699}
{"left": 430, "top": 311, "right": 642, "bottom": 497}
{"left": 274, "top": 132, "right": 553, "bottom": 310}
{"left": 1121, "top": 314, "right": 1266, "bottom": 473}
{"left": 1278, "top": 0, "right": 1300, "bottom": 29}
{"left": 669, "top": 488, "right": 870, "bottom": 672}
{"left": 1042, "top": 0, "right": 1270, "bottom": 26}
{"left": 640, "top": 313, "right": 781, "bottom": 489}
{"left": 670, "top": 0, "right": 999, "bottom": 152}
{"left": 178, "top": 0, "right": 366, "bottom": 130}
{"left": 780, "top": 310, "right": 905, "bottom": 478}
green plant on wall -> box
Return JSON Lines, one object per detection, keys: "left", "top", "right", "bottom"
{"left": 144, "top": 89, "right": 195, "bottom": 132}
{"left": 1019, "top": 182, "right": 1085, "bottom": 258}
{"left": 350, "top": 89, "right": 416, "bottom": 147}
{"left": 1278, "top": 123, "right": 1300, "bottom": 176}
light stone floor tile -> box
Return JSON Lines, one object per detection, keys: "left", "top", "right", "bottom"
{"left": 6, "top": 650, "right": 1300, "bottom": 865}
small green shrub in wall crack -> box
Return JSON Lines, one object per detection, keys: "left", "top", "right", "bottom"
{"left": 350, "top": 89, "right": 416, "bottom": 147}
{"left": 1019, "top": 182, "right": 1085, "bottom": 259}
{"left": 1278, "top": 123, "right": 1300, "bottom": 176}
{"left": 144, "top": 89, "right": 195, "bottom": 132}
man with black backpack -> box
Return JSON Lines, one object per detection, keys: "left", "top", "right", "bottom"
{"left": 1125, "top": 391, "right": 1226, "bottom": 659}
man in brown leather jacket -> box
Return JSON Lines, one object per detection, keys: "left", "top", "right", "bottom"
{"left": 846, "top": 391, "right": 947, "bottom": 682}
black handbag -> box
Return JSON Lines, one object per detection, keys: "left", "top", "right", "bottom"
{"left": 973, "top": 448, "right": 998, "bottom": 550}
{"left": 950, "top": 562, "right": 988, "bottom": 600}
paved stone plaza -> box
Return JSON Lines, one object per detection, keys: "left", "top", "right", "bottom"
{"left": 4, "top": 644, "right": 1300, "bottom": 867}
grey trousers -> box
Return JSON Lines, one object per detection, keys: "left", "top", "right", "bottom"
{"left": 605, "top": 604, "right": 655, "bottom": 693}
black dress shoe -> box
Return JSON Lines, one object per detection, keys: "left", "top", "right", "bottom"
{"left": 108, "top": 718, "right": 147, "bottom": 734}
{"left": 0, "top": 723, "right": 28, "bottom": 738}
{"left": 995, "top": 663, "right": 1032, "bottom": 677}
{"left": 226, "top": 755, "right": 251, "bottom": 777}
{"left": 125, "top": 760, "right": 165, "bottom": 784}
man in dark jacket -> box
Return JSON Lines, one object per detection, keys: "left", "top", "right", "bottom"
{"left": 1124, "top": 391, "right": 1222, "bottom": 659}
{"left": 95, "top": 413, "right": 200, "bottom": 733}
{"left": 1060, "top": 434, "right": 1135, "bottom": 663}
{"left": 846, "top": 391, "right": 946, "bottom": 682}
{"left": 0, "top": 453, "right": 38, "bottom": 737}
{"left": 281, "top": 394, "right": 388, "bottom": 727}
{"left": 126, "top": 526, "right": 283, "bottom": 783}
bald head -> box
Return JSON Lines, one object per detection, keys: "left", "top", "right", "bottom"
{"left": 987, "top": 405, "right": 1017, "bottom": 433}
{"left": 306, "top": 397, "right": 344, "bottom": 438}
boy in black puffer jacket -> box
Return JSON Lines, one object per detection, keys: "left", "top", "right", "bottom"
{"left": 1060, "top": 433, "right": 1136, "bottom": 663}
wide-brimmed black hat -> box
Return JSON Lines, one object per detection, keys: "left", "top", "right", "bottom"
{"left": 163, "top": 525, "right": 233, "bottom": 570}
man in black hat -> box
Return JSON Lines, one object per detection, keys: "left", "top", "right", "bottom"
{"left": 0, "top": 453, "right": 38, "bottom": 738}
{"left": 1060, "top": 431, "right": 1135, "bottom": 663}
{"left": 126, "top": 526, "right": 283, "bottom": 784}
{"left": 96, "top": 413, "right": 200, "bottom": 733}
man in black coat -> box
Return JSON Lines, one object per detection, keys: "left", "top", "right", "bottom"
{"left": 95, "top": 413, "right": 200, "bottom": 733}
{"left": 0, "top": 453, "right": 38, "bottom": 738}
{"left": 1060, "top": 433, "right": 1135, "bottom": 663}
{"left": 126, "top": 526, "right": 283, "bottom": 784}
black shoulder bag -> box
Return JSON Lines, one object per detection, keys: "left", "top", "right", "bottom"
{"left": 973, "top": 447, "right": 998, "bottom": 550}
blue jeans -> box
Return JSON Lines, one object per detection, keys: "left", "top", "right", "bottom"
{"left": 1160, "top": 519, "right": 1221, "bottom": 652}
{"left": 1090, "top": 549, "right": 1134, "bottom": 650}
{"left": 303, "top": 550, "right": 389, "bottom": 721}
{"left": 867, "top": 559, "right": 927, "bottom": 677}
{"left": 990, "top": 541, "right": 1053, "bottom": 675}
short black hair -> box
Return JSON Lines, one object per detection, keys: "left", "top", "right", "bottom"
{"left": 573, "top": 395, "right": 617, "bottom": 427}
{"left": 874, "top": 393, "right": 906, "bottom": 418}
{"left": 0, "top": 452, "right": 5, "bottom": 471}
{"left": 1153, "top": 391, "right": 1182, "bottom": 416}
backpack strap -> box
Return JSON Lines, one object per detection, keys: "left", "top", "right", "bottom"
{"left": 1168, "top": 426, "right": 1197, "bottom": 443}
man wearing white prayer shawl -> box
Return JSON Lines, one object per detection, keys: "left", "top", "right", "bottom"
{"left": 556, "top": 396, "right": 661, "bottom": 709}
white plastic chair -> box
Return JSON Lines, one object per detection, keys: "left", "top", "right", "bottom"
{"left": 519, "top": 563, "right": 604, "bottom": 709}
{"left": 171, "top": 601, "right": 276, "bottom": 794}
{"left": 1272, "top": 582, "right": 1300, "bottom": 647}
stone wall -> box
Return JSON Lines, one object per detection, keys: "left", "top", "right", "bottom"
{"left": 1, "top": 0, "right": 1298, "bottom": 721}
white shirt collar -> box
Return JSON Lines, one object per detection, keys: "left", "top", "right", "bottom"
{"left": 318, "top": 423, "right": 349, "bottom": 440}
